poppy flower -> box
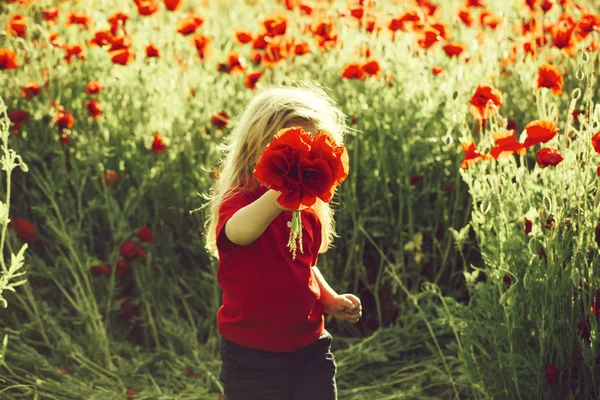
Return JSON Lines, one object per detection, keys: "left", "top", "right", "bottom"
{"left": 252, "top": 32, "right": 271, "bottom": 50}
{"left": 120, "top": 239, "right": 139, "bottom": 260}
{"left": 85, "top": 81, "right": 103, "bottom": 94}
{"left": 443, "top": 42, "right": 465, "bottom": 57}
{"left": 293, "top": 41, "right": 310, "bottom": 55}
{"left": 7, "top": 14, "right": 27, "bottom": 38}
{"left": 177, "top": 15, "right": 204, "bottom": 35}
{"left": 0, "top": 49, "right": 19, "bottom": 70}
{"left": 524, "top": 218, "right": 532, "bottom": 234}
{"left": 263, "top": 15, "right": 287, "bottom": 36}
{"left": 537, "top": 64, "right": 563, "bottom": 96}
{"left": 546, "top": 363, "right": 559, "bottom": 383}
{"left": 163, "top": 0, "right": 183, "bottom": 11}
{"left": 432, "top": 66, "right": 444, "bottom": 75}
{"left": 341, "top": 63, "right": 365, "bottom": 80}
{"left": 361, "top": 59, "right": 381, "bottom": 76}
{"left": 89, "top": 30, "right": 112, "bottom": 47}
{"left": 136, "top": 0, "right": 159, "bottom": 16}
{"left": 576, "top": 13, "right": 600, "bottom": 41}
{"left": 591, "top": 131, "right": 600, "bottom": 154}
{"left": 152, "top": 133, "right": 167, "bottom": 153}
{"left": 115, "top": 259, "right": 129, "bottom": 278}
{"left": 211, "top": 111, "right": 229, "bottom": 129}
{"left": 263, "top": 43, "right": 286, "bottom": 68}
{"left": 110, "top": 47, "right": 134, "bottom": 65}
{"left": 120, "top": 298, "right": 137, "bottom": 318}
{"left": 91, "top": 264, "right": 111, "bottom": 277}
{"left": 466, "top": 0, "right": 485, "bottom": 7}
{"left": 234, "top": 29, "right": 253, "bottom": 44}
{"left": 59, "top": 133, "right": 70, "bottom": 145}
{"left": 457, "top": 8, "right": 473, "bottom": 26}
{"left": 418, "top": 28, "right": 442, "bottom": 49}
{"left": 56, "top": 108, "right": 75, "bottom": 131}
{"left": 551, "top": 14, "right": 577, "bottom": 55}
{"left": 469, "top": 84, "right": 503, "bottom": 121}
{"left": 101, "top": 169, "right": 119, "bottom": 186}
{"left": 541, "top": 0, "right": 555, "bottom": 12}
{"left": 11, "top": 218, "right": 36, "bottom": 244}
{"left": 66, "top": 11, "right": 91, "bottom": 28}
{"left": 523, "top": 120, "right": 559, "bottom": 147}
{"left": 21, "top": 82, "right": 41, "bottom": 100}
{"left": 460, "top": 140, "right": 486, "bottom": 168}
{"left": 138, "top": 225, "right": 153, "bottom": 242}
{"left": 84, "top": 100, "right": 102, "bottom": 119}
{"left": 8, "top": 109, "right": 29, "bottom": 134}
{"left": 42, "top": 8, "right": 59, "bottom": 24}
{"left": 126, "top": 388, "right": 135, "bottom": 400}
{"left": 63, "top": 44, "right": 85, "bottom": 63}
{"left": 145, "top": 43, "right": 160, "bottom": 58}
{"left": 489, "top": 130, "right": 526, "bottom": 159}
{"left": 244, "top": 71, "right": 262, "bottom": 89}
{"left": 108, "top": 36, "right": 131, "bottom": 51}
{"left": 193, "top": 34, "right": 212, "bottom": 60}
{"left": 480, "top": 10, "right": 501, "bottom": 29}
{"left": 108, "top": 12, "right": 129, "bottom": 35}
{"left": 536, "top": 148, "right": 563, "bottom": 168}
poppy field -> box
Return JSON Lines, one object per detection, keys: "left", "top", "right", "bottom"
{"left": 2, "top": 0, "right": 600, "bottom": 398}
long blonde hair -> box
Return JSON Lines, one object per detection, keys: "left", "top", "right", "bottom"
{"left": 203, "top": 82, "right": 349, "bottom": 259}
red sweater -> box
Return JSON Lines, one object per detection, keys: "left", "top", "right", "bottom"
{"left": 216, "top": 185, "right": 325, "bottom": 352}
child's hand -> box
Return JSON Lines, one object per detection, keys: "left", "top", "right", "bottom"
{"left": 266, "top": 190, "right": 297, "bottom": 212}
{"left": 323, "top": 294, "right": 362, "bottom": 323}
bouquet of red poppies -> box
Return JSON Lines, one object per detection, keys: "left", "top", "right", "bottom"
{"left": 253, "top": 126, "right": 349, "bottom": 259}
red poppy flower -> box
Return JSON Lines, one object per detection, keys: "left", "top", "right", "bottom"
{"left": 89, "top": 30, "right": 112, "bottom": 47}
{"left": 523, "top": 120, "right": 559, "bottom": 147}
{"left": 443, "top": 42, "right": 465, "bottom": 57}
{"left": 63, "top": 44, "right": 86, "bottom": 63}
{"left": 418, "top": 28, "right": 442, "bottom": 49}
{"left": 59, "top": 133, "right": 70, "bottom": 145}
{"left": 136, "top": 0, "right": 159, "bottom": 16}
{"left": 193, "top": 34, "right": 212, "bottom": 60}
{"left": 7, "top": 14, "right": 27, "bottom": 38}
{"left": 576, "top": 13, "right": 600, "bottom": 41}
{"left": 293, "top": 41, "right": 310, "bottom": 55}
{"left": 551, "top": 14, "right": 577, "bottom": 55}
{"left": 42, "top": 8, "right": 59, "bottom": 24}
{"left": 11, "top": 218, "right": 36, "bottom": 244}
{"left": 85, "top": 81, "right": 103, "bottom": 94}
{"left": 536, "top": 148, "right": 563, "bottom": 168}
{"left": 56, "top": 108, "right": 75, "bottom": 131}
{"left": 126, "top": 388, "right": 135, "bottom": 400}
{"left": 305, "top": 130, "right": 349, "bottom": 203}
{"left": 490, "top": 130, "right": 526, "bottom": 159}
{"left": 263, "top": 15, "right": 287, "bottom": 36}
{"left": 457, "top": 8, "right": 473, "bottom": 27}
{"left": 108, "top": 12, "right": 129, "bottom": 35}
{"left": 109, "top": 36, "right": 131, "bottom": 51}
{"left": 263, "top": 43, "right": 286, "bottom": 68}
{"left": 84, "top": 100, "right": 102, "bottom": 119}
{"left": 469, "top": 84, "right": 503, "bottom": 121}
{"left": 177, "top": 15, "right": 204, "bottom": 35}
{"left": 244, "top": 71, "right": 262, "bottom": 89}
{"left": 591, "top": 131, "right": 600, "bottom": 154}
{"left": 101, "top": 169, "right": 119, "bottom": 186}
{"left": 120, "top": 239, "right": 139, "bottom": 260}
{"left": 466, "top": 0, "right": 485, "bottom": 6}
{"left": 361, "top": 60, "right": 381, "bottom": 76}
{"left": 234, "top": 29, "right": 253, "bottom": 44}
{"left": 524, "top": 218, "right": 532, "bottom": 234}
{"left": 138, "top": 225, "right": 153, "bottom": 242}
{"left": 163, "top": 0, "right": 183, "bottom": 11}
{"left": 120, "top": 298, "right": 137, "bottom": 318}
{"left": 110, "top": 47, "right": 134, "bottom": 65}
{"left": 0, "top": 49, "right": 19, "bottom": 70}
{"left": 252, "top": 32, "right": 271, "bottom": 50}
{"left": 66, "top": 11, "right": 91, "bottom": 28}
{"left": 546, "top": 363, "right": 559, "bottom": 383}
{"left": 211, "top": 111, "right": 229, "bottom": 129}
{"left": 115, "top": 259, "right": 128, "bottom": 278}
{"left": 460, "top": 140, "right": 486, "bottom": 168}
{"left": 537, "top": 64, "right": 563, "bottom": 96}
{"left": 21, "top": 82, "right": 41, "bottom": 100}
{"left": 432, "top": 66, "right": 444, "bottom": 75}
{"left": 8, "top": 109, "right": 28, "bottom": 134}
{"left": 91, "top": 264, "right": 111, "bottom": 277}
{"left": 480, "top": 10, "right": 501, "bottom": 29}
{"left": 152, "top": 133, "right": 167, "bottom": 153}
{"left": 341, "top": 63, "right": 365, "bottom": 80}
{"left": 145, "top": 43, "right": 160, "bottom": 58}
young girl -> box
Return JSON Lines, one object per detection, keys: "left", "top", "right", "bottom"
{"left": 204, "top": 83, "right": 362, "bottom": 400}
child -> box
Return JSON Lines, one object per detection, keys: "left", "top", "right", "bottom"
{"left": 204, "top": 83, "right": 362, "bottom": 400}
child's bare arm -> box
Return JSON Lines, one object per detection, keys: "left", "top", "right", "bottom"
{"left": 224, "top": 189, "right": 289, "bottom": 246}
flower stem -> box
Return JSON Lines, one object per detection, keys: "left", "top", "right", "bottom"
{"left": 287, "top": 211, "right": 303, "bottom": 260}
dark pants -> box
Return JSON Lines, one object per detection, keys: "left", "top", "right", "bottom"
{"left": 219, "top": 330, "right": 337, "bottom": 400}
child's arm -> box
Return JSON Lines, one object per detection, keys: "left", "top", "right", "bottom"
{"left": 225, "top": 189, "right": 289, "bottom": 246}
{"left": 312, "top": 266, "right": 362, "bottom": 323}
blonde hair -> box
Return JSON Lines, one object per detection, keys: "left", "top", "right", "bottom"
{"left": 202, "top": 82, "right": 349, "bottom": 259}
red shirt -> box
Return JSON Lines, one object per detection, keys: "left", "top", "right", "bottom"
{"left": 216, "top": 184, "right": 325, "bottom": 352}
